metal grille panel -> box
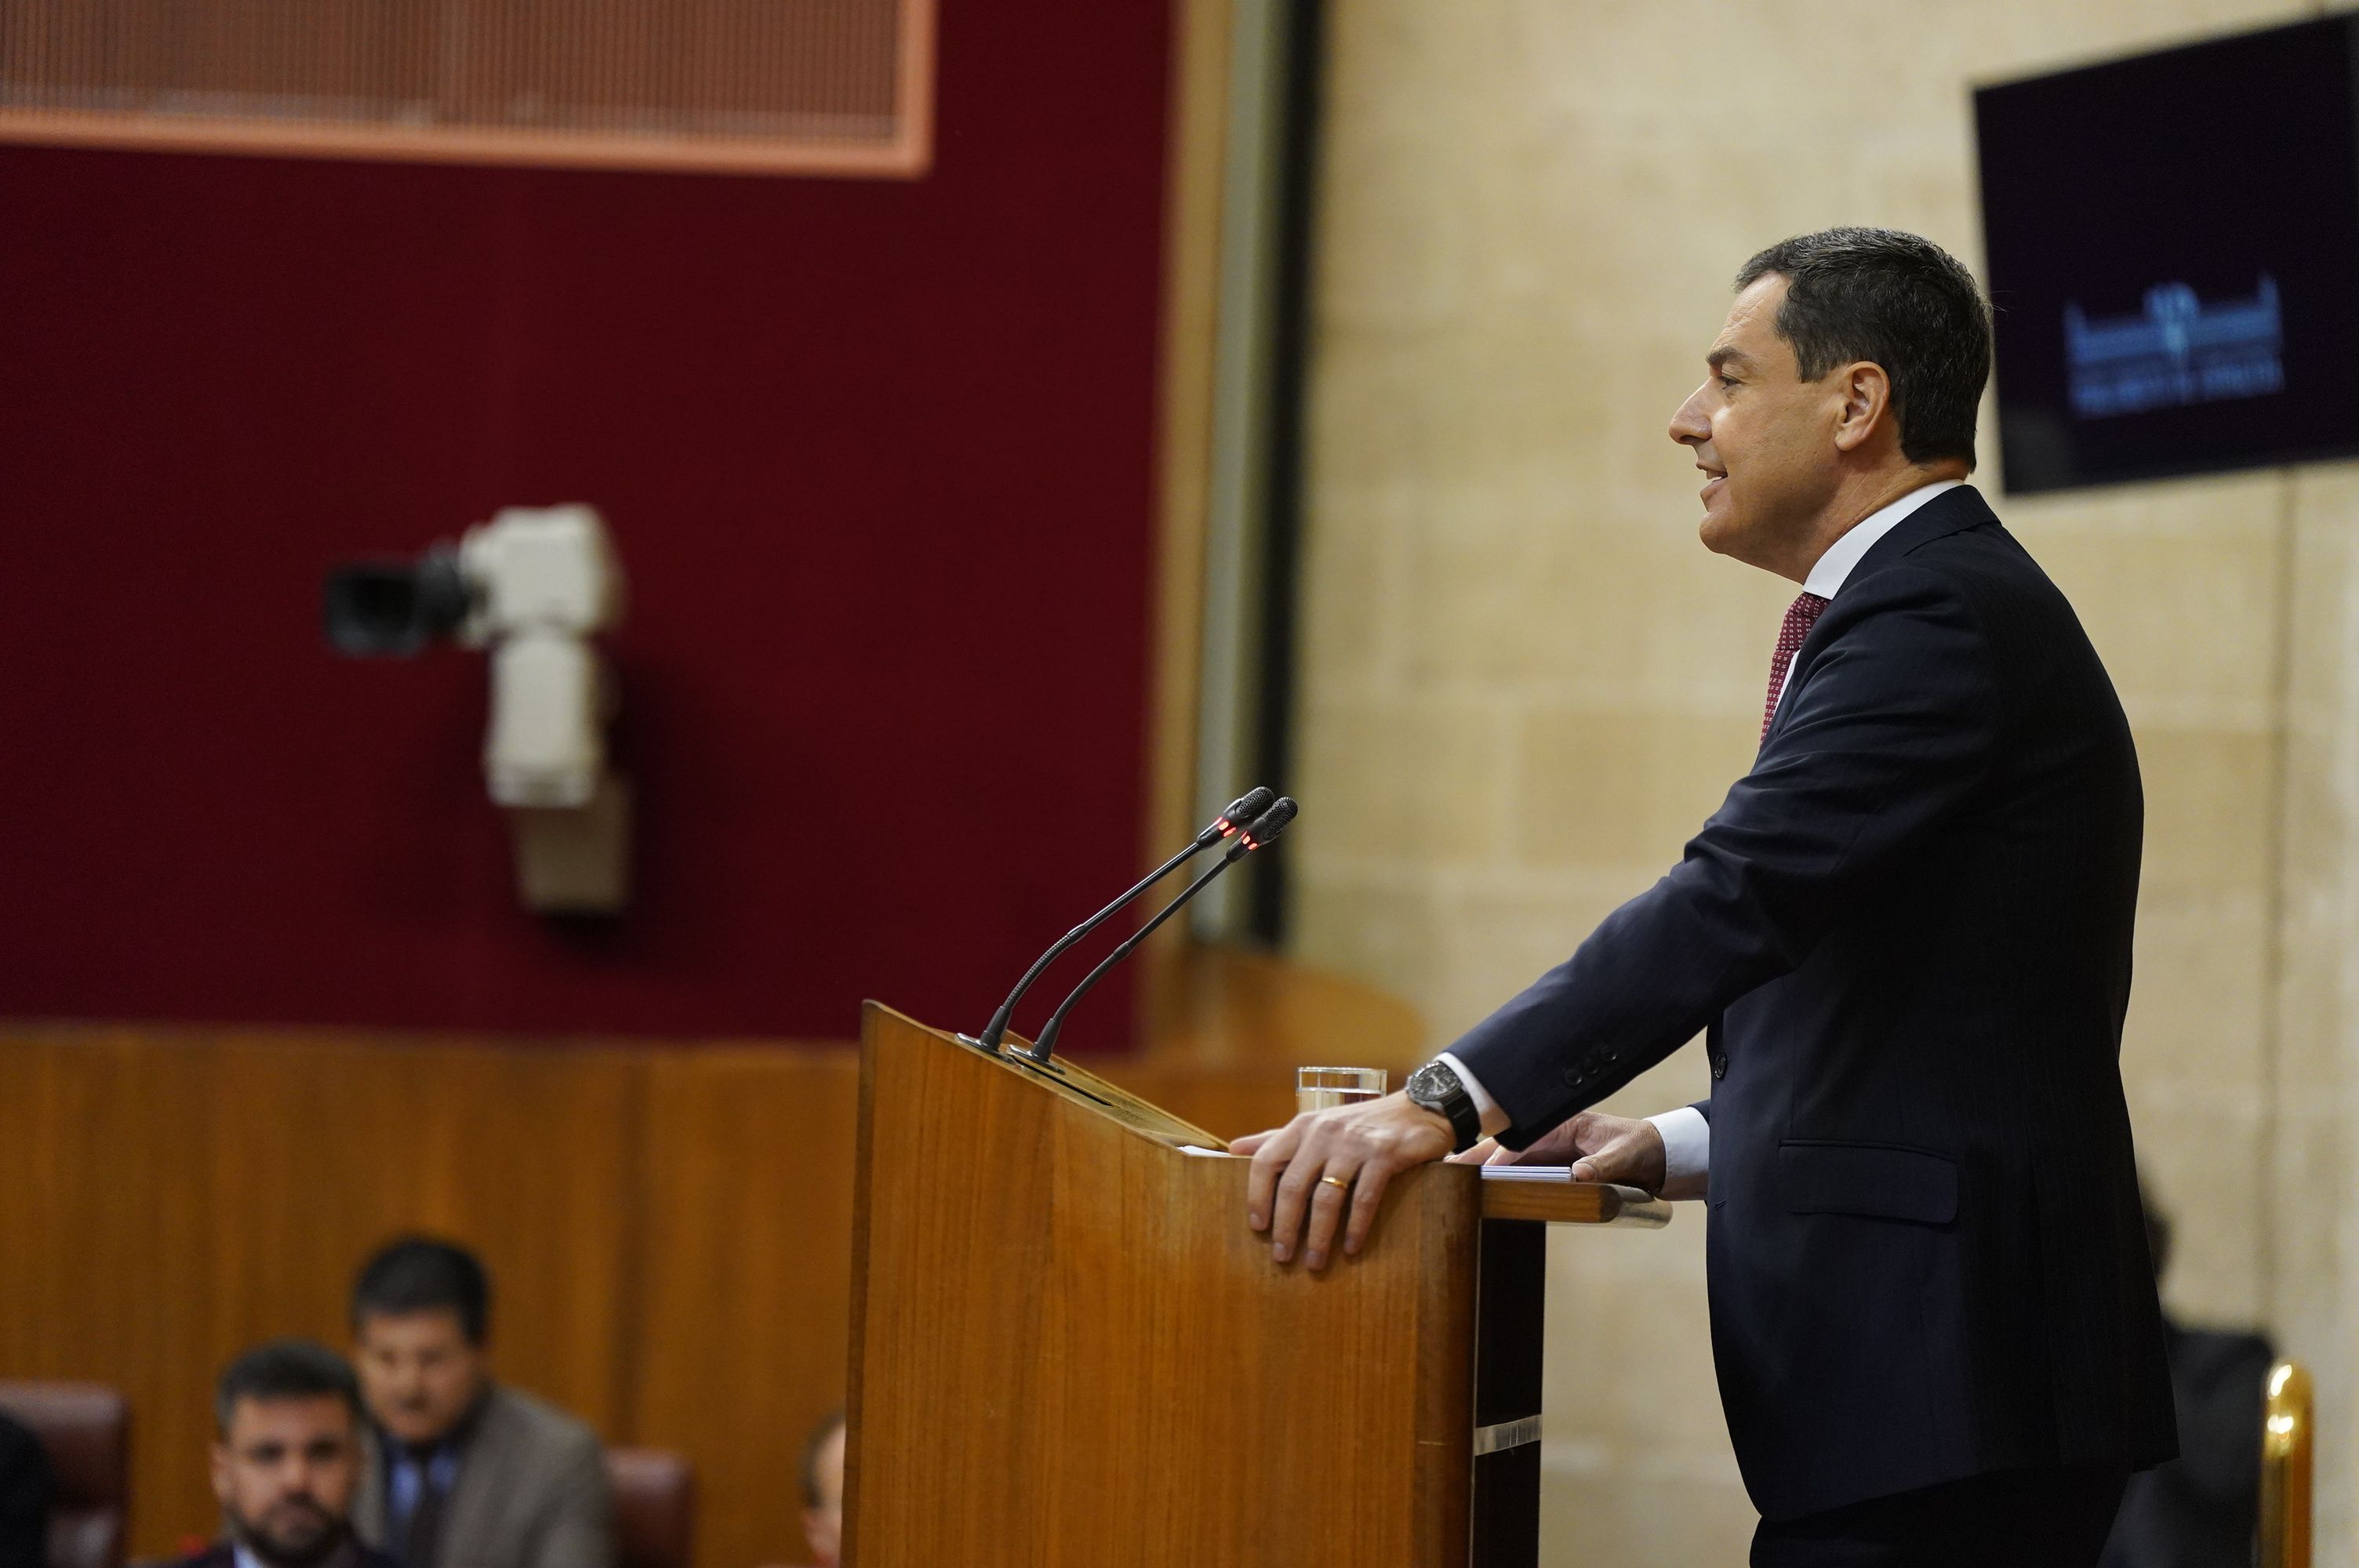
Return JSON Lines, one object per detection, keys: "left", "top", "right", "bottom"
{"left": 0, "top": 0, "right": 932, "bottom": 176}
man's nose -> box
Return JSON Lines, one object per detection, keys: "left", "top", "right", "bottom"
{"left": 1668, "top": 385, "right": 1709, "bottom": 445}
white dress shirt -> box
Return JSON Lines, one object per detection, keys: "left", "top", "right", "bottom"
{"left": 1439, "top": 479, "right": 1965, "bottom": 1191}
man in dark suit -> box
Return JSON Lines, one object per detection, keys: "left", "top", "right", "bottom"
{"left": 1237, "top": 227, "right": 2175, "bottom": 1565}
{"left": 347, "top": 1238, "right": 614, "bottom": 1568}
{"left": 0, "top": 1408, "right": 45, "bottom": 1568}
{"left": 162, "top": 1338, "right": 399, "bottom": 1568}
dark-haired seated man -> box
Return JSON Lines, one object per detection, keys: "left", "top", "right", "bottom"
{"left": 165, "top": 1338, "right": 398, "bottom": 1568}
{"left": 348, "top": 1237, "right": 613, "bottom": 1568}
{"left": 0, "top": 1407, "right": 47, "bottom": 1568}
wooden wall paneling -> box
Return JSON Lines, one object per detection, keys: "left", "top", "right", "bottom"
{"left": 0, "top": 1027, "right": 649, "bottom": 1559}
{"left": 630, "top": 1047, "right": 863, "bottom": 1568}
{"left": 1095, "top": 1059, "right": 1296, "bottom": 1145}
{"left": 0, "top": 1012, "right": 1400, "bottom": 1565}
{"left": 1139, "top": 945, "right": 1429, "bottom": 1074}
{"left": 0, "top": 1029, "right": 227, "bottom": 1555}
{"left": 202, "top": 1035, "right": 649, "bottom": 1434}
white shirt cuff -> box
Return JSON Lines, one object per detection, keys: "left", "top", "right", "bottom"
{"left": 1647, "top": 1106, "right": 1710, "bottom": 1191}
{"left": 1434, "top": 1051, "right": 1510, "bottom": 1137}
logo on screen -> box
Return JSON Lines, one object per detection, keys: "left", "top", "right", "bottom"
{"left": 2064, "top": 276, "right": 2283, "bottom": 419}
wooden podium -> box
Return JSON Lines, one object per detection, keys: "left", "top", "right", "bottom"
{"left": 843, "top": 1003, "right": 1670, "bottom": 1567}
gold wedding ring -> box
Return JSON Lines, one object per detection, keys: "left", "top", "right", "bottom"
{"left": 1320, "top": 1174, "right": 1351, "bottom": 1190}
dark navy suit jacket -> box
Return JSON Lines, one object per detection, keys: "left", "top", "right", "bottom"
{"left": 1448, "top": 485, "right": 2176, "bottom": 1519}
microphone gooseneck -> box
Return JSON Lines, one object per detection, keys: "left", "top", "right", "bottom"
{"left": 974, "top": 788, "right": 1276, "bottom": 1053}
{"left": 1025, "top": 797, "right": 1299, "bottom": 1065}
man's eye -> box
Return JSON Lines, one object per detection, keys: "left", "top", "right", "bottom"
{"left": 1718, "top": 376, "right": 1738, "bottom": 390}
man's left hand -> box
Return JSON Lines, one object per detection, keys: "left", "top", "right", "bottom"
{"left": 1231, "top": 1091, "right": 1456, "bottom": 1270}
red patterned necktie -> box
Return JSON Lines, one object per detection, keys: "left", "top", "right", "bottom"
{"left": 1761, "top": 592, "right": 1830, "bottom": 739}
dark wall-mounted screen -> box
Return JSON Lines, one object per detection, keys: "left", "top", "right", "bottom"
{"left": 1975, "top": 17, "right": 2359, "bottom": 494}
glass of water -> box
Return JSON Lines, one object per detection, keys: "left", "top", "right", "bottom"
{"left": 1296, "top": 1065, "right": 1387, "bottom": 1116}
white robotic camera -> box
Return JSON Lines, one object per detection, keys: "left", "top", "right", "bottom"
{"left": 326, "top": 505, "right": 631, "bottom": 913}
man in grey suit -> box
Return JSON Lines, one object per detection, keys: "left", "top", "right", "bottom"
{"left": 347, "top": 1238, "right": 614, "bottom": 1568}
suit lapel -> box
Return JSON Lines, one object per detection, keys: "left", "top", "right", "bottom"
{"left": 440, "top": 1388, "right": 513, "bottom": 1562}
{"left": 1760, "top": 485, "right": 2000, "bottom": 750}
{"left": 354, "top": 1427, "right": 388, "bottom": 1545}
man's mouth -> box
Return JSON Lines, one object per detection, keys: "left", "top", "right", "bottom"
{"left": 1699, "top": 466, "right": 1728, "bottom": 500}
{"left": 260, "top": 1497, "right": 332, "bottom": 1547}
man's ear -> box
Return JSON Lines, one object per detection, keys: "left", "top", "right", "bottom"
{"left": 209, "top": 1439, "right": 232, "bottom": 1502}
{"left": 1830, "top": 361, "right": 1892, "bottom": 454}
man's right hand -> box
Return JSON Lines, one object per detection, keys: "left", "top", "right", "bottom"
{"left": 1448, "top": 1109, "right": 1680, "bottom": 1196}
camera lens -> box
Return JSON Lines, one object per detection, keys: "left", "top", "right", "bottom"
{"left": 322, "top": 546, "right": 472, "bottom": 655}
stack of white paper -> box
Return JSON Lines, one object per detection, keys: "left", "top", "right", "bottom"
{"left": 1474, "top": 1164, "right": 1576, "bottom": 1183}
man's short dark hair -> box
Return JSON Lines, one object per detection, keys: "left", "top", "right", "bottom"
{"left": 1735, "top": 227, "right": 1993, "bottom": 469}
{"left": 351, "top": 1236, "right": 492, "bottom": 1343}
{"left": 216, "top": 1338, "right": 362, "bottom": 1436}
{"left": 799, "top": 1408, "right": 845, "bottom": 1508}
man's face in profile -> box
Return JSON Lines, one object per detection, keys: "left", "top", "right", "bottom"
{"left": 801, "top": 1421, "right": 845, "bottom": 1566}
{"left": 1669, "top": 273, "right": 1849, "bottom": 574}
{"left": 211, "top": 1395, "right": 359, "bottom": 1567}
{"left": 353, "top": 1308, "right": 488, "bottom": 1447}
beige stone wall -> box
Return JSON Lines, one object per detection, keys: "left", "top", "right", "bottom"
{"left": 1289, "top": 1, "right": 2356, "bottom": 1559}
{"left": 2274, "top": 462, "right": 2359, "bottom": 1557}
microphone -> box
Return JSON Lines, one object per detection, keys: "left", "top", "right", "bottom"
{"left": 1023, "top": 797, "right": 1298, "bottom": 1065}
{"left": 971, "top": 787, "right": 1276, "bottom": 1054}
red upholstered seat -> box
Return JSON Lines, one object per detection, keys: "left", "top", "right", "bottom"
{"left": 0, "top": 1381, "right": 129, "bottom": 1568}
{"left": 605, "top": 1448, "right": 694, "bottom": 1568}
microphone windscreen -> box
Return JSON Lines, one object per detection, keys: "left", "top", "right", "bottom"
{"left": 1219, "top": 786, "right": 1276, "bottom": 828}
{"left": 1240, "top": 796, "right": 1298, "bottom": 848}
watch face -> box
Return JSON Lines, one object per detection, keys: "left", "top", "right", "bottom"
{"left": 1408, "top": 1061, "right": 1478, "bottom": 1152}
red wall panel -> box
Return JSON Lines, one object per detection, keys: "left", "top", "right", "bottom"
{"left": 0, "top": 0, "right": 1172, "bottom": 1044}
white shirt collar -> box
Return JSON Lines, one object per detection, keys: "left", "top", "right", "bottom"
{"left": 237, "top": 1545, "right": 354, "bottom": 1568}
{"left": 1800, "top": 478, "right": 1965, "bottom": 601}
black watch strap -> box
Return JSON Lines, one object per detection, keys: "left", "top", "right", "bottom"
{"left": 1407, "top": 1059, "right": 1482, "bottom": 1154}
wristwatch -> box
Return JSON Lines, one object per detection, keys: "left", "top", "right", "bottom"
{"left": 1405, "top": 1058, "right": 1482, "bottom": 1154}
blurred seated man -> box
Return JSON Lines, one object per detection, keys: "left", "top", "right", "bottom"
{"left": 347, "top": 1237, "right": 613, "bottom": 1568}
{"left": 754, "top": 1410, "right": 845, "bottom": 1568}
{"left": 801, "top": 1411, "right": 845, "bottom": 1568}
{"left": 165, "top": 1338, "right": 398, "bottom": 1568}
{"left": 0, "top": 1406, "right": 46, "bottom": 1568}
{"left": 2099, "top": 1194, "right": 2276, "bottom": 1568}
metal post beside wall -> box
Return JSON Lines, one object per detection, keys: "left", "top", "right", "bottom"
{"left": 2258, "top": 1359, "right": 2312, "bottom": 1568}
